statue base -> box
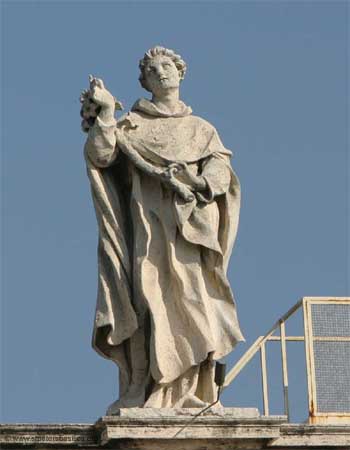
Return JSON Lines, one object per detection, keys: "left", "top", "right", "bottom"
{"left": 97, "top": 411, "right": 288, "bottom": 447}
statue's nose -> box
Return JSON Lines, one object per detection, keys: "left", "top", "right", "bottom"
{"left": 157, "top": 67, "right": 165, "bottom": 78}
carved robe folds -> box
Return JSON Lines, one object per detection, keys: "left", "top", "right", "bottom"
{"left": 85, "top": 98, "right": 244, "bottom": 408}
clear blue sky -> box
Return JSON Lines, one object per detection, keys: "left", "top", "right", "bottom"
{"left": 1, "top": 1, "right": 348, "bottom": 424}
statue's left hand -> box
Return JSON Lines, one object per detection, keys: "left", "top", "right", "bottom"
{"left": 168, "top": 162, "right": 207, "bottom": 191}
{"left": 158, "top": 166, "right": 194, "bottom": 202}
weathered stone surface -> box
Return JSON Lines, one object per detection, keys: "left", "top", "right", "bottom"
{"left": 2, "top": 415, "right": 349, "bottom": 449}
{"left": 97, "top": 414, "right": 286, "bottom": 446}
{"left": 272, "top": 423, "right": 350, "bottom": 448}
{"left": 0, "top": 423, "right": 97, "bottom": 448}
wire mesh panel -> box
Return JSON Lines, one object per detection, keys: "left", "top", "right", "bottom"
{"left": 312, "top": 304, "right": 350, "bottom": 338}
{"left": 313, "top": 341, "right": 350, "bottom": 412}
{"left": 304, "top": 298, "right": 350, "bottom": 421}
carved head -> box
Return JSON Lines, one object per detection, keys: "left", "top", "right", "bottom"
{"left": 139, "top": 46, "right": 187, "bottom": 95}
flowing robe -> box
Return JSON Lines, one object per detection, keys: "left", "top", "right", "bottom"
{"left": 85, "top": 98, "right": 244, "bottom": 408}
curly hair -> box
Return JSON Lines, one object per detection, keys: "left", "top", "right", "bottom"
{"left": 139, "top": 46, "right": 187, "bottom": 92}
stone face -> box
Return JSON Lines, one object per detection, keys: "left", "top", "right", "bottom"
{"left": 82, "top": 46, "right": 243, "bottom": 410}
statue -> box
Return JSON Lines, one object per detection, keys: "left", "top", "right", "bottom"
{"left": 81, "top": 46, "right": 244, "bottom": 412}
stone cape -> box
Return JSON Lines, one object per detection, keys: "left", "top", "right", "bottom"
{"left": 84, "top": 98, "right": 244, "bottom": 407}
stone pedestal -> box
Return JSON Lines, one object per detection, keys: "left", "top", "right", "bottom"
{"left": 97, "top": 409, "right": 285, "bottom": 449}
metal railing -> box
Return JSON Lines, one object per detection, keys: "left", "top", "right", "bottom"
{"left": 223, "top": 297, "right": 350, "bottom": 424}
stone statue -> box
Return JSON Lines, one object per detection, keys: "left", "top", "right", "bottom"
{"left": 81, "top": 46, "right": 244, "bottom": 412}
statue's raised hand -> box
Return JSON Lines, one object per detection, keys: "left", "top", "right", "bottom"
{"left": 89, "top": 75, "right": 115, "bottom": 113}
{"left": 80, "top": 76, "right": 123, "bottom": 132}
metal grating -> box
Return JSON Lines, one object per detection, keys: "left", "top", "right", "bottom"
{"left": 310, "top": 303, "right": 350, "bottom": 413}
{"left": 313, "top": 341, "right": 350, "bottom": 412}
{"left": 312, "top": 304, "right": 350, "bottom": 337}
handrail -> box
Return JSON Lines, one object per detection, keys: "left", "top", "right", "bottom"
{"left": 223, "top": 297, "right": 350, "bottom": 423}
{"left": 224, "top": 299, "right": 303, "bottom": 388}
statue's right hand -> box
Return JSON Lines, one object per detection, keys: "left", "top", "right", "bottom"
{"left": 89, "top": 75, "right": 115, "bottom": 111}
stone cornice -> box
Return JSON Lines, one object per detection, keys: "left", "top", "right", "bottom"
{"left": 1, "top": 414, "right": 350, "bottom": 449}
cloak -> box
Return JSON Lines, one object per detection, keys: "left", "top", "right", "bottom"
{"left": 85, "top": 98, "right": 244, "bottom": 401}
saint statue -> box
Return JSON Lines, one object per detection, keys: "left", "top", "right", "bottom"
{"left": 81, "top": 46, "right": 244, "bottom": 412}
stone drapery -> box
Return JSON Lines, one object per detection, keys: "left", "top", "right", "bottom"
{"left": 84, "top": 99, "right": 244, "bottom": 408}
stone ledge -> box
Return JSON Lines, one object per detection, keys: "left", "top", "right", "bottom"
{"left": 1, "top": 415, "right": 350, "bottom": 449}
{"left": 0, "top": 423, "right": 97, "bottom": 448}
{"left": 270, "top": 424, "right": 350, "bottom": 448}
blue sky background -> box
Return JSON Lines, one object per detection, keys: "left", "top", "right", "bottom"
{"left": 1, "top": 1, "right": 348, "bottom": 424}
